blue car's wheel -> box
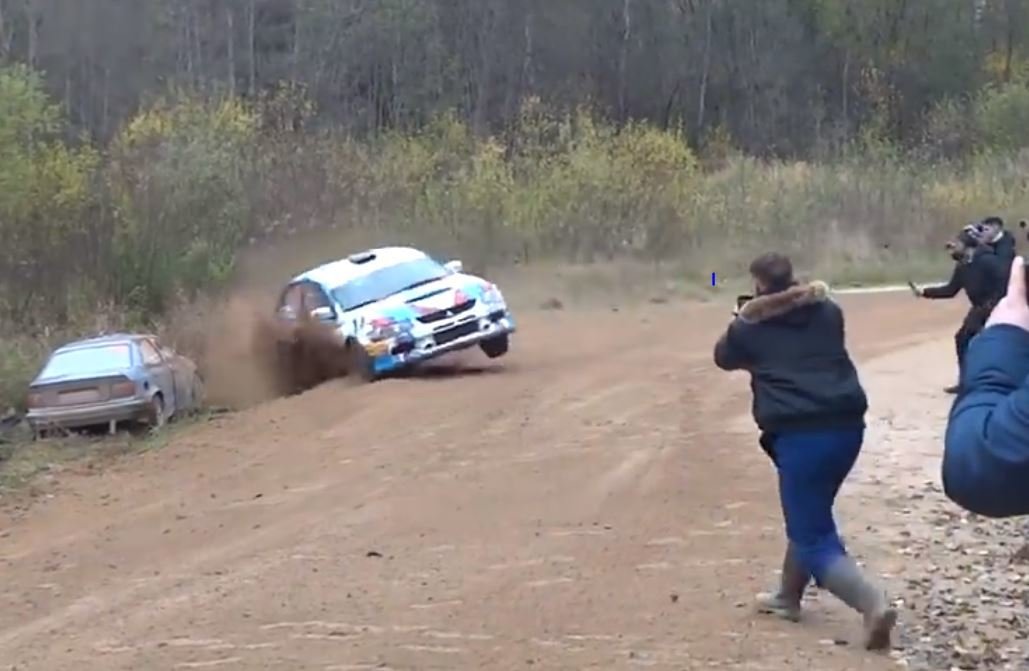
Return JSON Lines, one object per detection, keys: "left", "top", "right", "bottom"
{"left": 147, "top": 394, "right": 166, "bottom": 430}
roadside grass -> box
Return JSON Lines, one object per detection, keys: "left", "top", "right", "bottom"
{"left": 0, "top": 413, "right": 214, "bottom": 498}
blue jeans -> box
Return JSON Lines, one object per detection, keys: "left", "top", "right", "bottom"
{"left": 772, "top": 428, "right": 863, "bottom": 584}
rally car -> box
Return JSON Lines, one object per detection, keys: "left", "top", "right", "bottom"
{"left": 273, "top": 246, "right": 516, "bottom": 382}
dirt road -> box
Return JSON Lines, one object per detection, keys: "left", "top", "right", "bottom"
{"left": 0, "top": 293, "right": 966, "bottom": 670}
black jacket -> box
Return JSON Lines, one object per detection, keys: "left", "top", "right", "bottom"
{"left": 922, "top": 248, "right": 1008, "bottom": 308}
{"left": 988, "top": 230, "right": 1017, "bottom": 266}
{"left": 714, "top": 281, "right": 868, "bottom": 436}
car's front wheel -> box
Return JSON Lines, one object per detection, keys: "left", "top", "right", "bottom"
{"left": 346, "top": 341, "right": 378, "bottom": 382}
{"left": 480, "top": 334, "right": 509, "bottom": 359}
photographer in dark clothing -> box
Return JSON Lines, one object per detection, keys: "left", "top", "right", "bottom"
{"left": 911, "top": 226, "right": 1008, "bottom": 393}
{"left": 714, "top": 253, "right": 896, "bottom": 652}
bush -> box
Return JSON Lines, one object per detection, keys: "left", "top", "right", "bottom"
{"left": 976, "top": 83, "right": 1029, "bottom": 153}
{"left": 106, "top": 94, "right": 259, "bottom": 313}
{"left": 0, "top": 337, "right": 47, "bottom": 413}
{"left": 925, "top": 82, "right": 1029, "bottom": 159}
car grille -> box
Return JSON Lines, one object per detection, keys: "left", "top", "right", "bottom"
{"left": 417, "top": 299, "right": 477, "bottom": 324}
{"left": 434, "top": 321, "right": 479, "bottom": 346}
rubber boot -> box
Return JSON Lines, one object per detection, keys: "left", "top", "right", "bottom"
{"left": 821, "top": 556, "right": 897, "bottom": 651}
{"left": 755, "top": 543, "right": 810, "bottom": 622}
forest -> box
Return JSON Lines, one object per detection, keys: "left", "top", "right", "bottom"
{"left": 4, "top": 0, "right": 1029, "bottom": 150}
{"left": 3, "top": 0, "right": 1029, "bottom": 408}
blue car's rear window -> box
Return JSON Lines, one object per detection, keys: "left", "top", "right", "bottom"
{"left": 40, "top": 344, "right": 134, "bottom": 379}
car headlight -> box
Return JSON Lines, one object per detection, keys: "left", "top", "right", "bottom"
{"left": 367, "top": 317, "right": 412, "bottom": 342}
{"left": 482, "top": 284, "right": 506, "bottom": 308}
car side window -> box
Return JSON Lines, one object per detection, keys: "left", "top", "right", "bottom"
{"left": 278, "top": 284, "right": 304, "bottom": 318}
{"left": 139, "top": 339, "right": 163, "bottom": 366}
{"left": 299, "top": 283, "right": 331, "bottom": 311}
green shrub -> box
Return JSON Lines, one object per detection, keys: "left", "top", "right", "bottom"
{"left": 106, "top": 94, "right": 259, "bottom": 313}
{"left": 976, "top": 83, "right": 1029, "bottom": 153}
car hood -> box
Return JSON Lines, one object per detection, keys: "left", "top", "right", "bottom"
{"left": 347, "top": 273, "right": 495, "bottom": 325}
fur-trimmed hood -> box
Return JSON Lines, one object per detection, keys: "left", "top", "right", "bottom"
{"left": 738, "top": 281, "right": 830, "bottom": 323}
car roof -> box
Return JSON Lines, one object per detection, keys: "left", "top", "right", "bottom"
{"left": 292, "top": 246, "right": 430, "bottom": 288}
{"left": 55, "top": 333, "right": 154, "bottom": 352}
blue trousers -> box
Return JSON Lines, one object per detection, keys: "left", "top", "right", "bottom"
{"left": 771, "top": 428, "right": 863, "bottom": 584}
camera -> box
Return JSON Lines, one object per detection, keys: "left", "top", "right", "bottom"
{"left": 733, "top": 293, "right": 753, "bottom": 317}
{"left": 958, "top": 226, "right": 981, "bottom": 248}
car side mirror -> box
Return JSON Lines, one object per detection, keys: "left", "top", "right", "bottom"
{"left": 444, "top": 260, "right": 463, "bottom": 274}
{"left": 310, "top": 306, "right": 335, "bottom": 321}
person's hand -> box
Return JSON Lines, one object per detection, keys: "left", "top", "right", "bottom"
{"left": 986, "top": 256, "right": 1029, "bottom": 333}
{"left": 907, "top": 280, "right": 923, "bottom": 298}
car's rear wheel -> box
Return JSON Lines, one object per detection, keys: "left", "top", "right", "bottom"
{"left": 480, "top": 334, "right": 510, "bottom": 359}
{"left": 346, "top": 341, "right": 377, "bottom": 382}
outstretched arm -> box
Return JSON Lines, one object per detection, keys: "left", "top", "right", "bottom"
{"left": 921, "top": 264, "right": 962, "bottom": 299}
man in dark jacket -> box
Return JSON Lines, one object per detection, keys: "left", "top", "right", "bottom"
{"left": 977, "top": 216, "right": 1017, "bottom": 266}
{"left": 944, "top": 256, "right": 1029, "bottom": 517}
{"left": 913, "top": 226, "right": 1008, "bottom": 393}
{"left": 714, "top": 253, "right": 896, "bottom": 651}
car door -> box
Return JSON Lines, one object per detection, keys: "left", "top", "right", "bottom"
{"left": 277, "top": 283, "right": 305, "bottom": 321}
{"left": 299, "top": 281, "right": 336, "bottom": 323}
{"left": 138, "top": 338, "right": 177, "bottom": 416}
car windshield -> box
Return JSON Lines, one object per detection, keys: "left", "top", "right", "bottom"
{"left": 38, "top": 343, "right": 134, "bottom": 379}
{"left": 331, "top": 258, "right": 448, "bottom": 311}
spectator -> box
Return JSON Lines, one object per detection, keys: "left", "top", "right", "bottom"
{"left": 943, "top": 256, "right": 1029, "bottom": 518}
{"left": 912, "top": 226, "right": 1008, "bottom": 393}
{"left": 714, "top": 252, "right": 897, "bottom": 651}
{"left": 978, "top": 216, "right": 1017, "bottom": 266}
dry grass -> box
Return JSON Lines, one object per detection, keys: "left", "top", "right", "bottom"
{"left": 0, "top": 424, "right": 172, "bottom": 500}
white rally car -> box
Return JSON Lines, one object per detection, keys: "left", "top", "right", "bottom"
{"left": 275, "top": 246, "right": 516, "bottom": 380}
